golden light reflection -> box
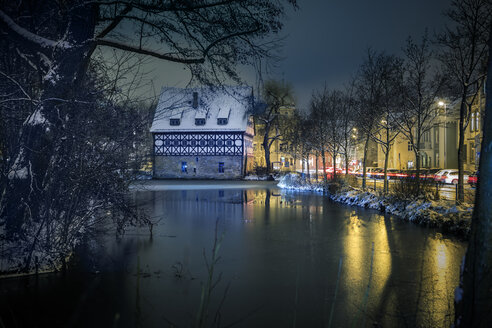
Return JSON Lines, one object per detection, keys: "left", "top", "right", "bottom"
{"left": 415, "top": 235, "right": 455, "bottom": 327}
{"left": 372, "top": 218, "right": 391, "bottom": 298}
{"left": 343, "top": 212, "right": 366, "bottom": 303}
{"left": 437, "top": 243, "right": 448, "bottom": 270}
{"left": 342, "top": 213, "right": 391, "bottom": 320}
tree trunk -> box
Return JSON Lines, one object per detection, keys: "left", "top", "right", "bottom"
{"left": 306, "top": 153, "right": 310, "bottom": 181}
{"left": 414, "top": 129, "right": 422, "bottom": 195}
{"left": 383, "top": 148, "right": 389, "bottom": 194}
{"left": 263, "top": 134, "right": 271, "bottom": 174}
{"left": 383, "top": 127, "right": 390, "bottom": 193}
{"left": 315, "top": 152, "right": 319, "bottom": 181}
{"left": 414, "top": 147, "right": 421, "bottom": 196}
{"left": 456, "top": 27, "right": 492, "bottom": 326}
{"left": 332, "top": 150, "right": 337, "bottom": 181}
{"left": 457, "top": 91, "right": 468, "bottom": 203}
{"left": 362, "top": 134, "right": 370, "bottom": 190}
{"left": 345, "top": 152, "right": 349, "bottom": 177}
{"left": 321, "top": 147, "right": 328, "bottom": 191}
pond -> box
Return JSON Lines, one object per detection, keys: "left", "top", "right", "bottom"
{"left": 0, "top": 181, "right": 467, "bottom": 327}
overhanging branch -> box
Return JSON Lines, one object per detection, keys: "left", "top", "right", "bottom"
{"left": 95, "top": 39, "right": 205, "bottom": 64}
{"left": 97, "top": 4, "right": 133, "bottom": 39}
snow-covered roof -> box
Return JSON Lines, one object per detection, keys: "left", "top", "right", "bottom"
{"left": 170, "top": 109, "right": 182, "bottom": 119}
{"left": 150, "top": 86, "right": 253, "bottom": 133}
{"left": 217, "top": 107, "right": 231, "bottom": 119}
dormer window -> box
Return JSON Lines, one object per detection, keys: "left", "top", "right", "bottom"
{"left": 217, "top": 118, "right": 228, "bottom": 125}
{"left": 195, "top": 118, "right": 206, "bottom": 126}
{"left": 170, "top": 118, "right": 180, "bottom": 126}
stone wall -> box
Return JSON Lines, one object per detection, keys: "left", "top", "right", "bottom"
{"left": 154, "top": 155, "right": 243, "bottom": 179}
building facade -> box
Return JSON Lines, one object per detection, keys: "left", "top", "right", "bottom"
{"left": 374, "top": 96, "right": 484, "bottom": 172}
{"left": 150, "top": 86, "right": 254, "bottom": 179}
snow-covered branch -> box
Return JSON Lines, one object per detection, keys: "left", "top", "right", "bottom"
{"left": 0, "top": 10, "right": 72, "bottom": 49}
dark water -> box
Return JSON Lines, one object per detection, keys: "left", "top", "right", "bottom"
{"left": 0, "top": 181, "right": 467, "bottom": 327}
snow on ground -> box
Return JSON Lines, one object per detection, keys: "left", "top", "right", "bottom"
{"left": 278, "top": 173, "right": 472, "bottom": 237}
{"left": 243, "top": 174, "right": 270, "bottom": 181}
{"left": 244, "top": 174, "right": 282, "bottom": 181}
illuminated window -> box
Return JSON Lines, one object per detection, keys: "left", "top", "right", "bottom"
{"left": 181, "top": 162, "right": 188, "bottom": 173}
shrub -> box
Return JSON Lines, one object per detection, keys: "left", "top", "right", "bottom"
{"left": 391, "top": 177, "right": 437, "bottom": 201}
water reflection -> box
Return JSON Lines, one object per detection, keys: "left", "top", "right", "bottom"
{"left": 0, "top": 183, "right": 466, "bottom": 328}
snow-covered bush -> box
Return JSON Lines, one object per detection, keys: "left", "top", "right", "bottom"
{"left": 278, "top": 176, "right": 472, "bottom": 237}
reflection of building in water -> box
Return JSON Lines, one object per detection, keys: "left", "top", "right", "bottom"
{"left": 150, "top": 86, "right": 255, "bottom": 179}
{"left": 135, "top": 187, "right": 326, "bottom": 228}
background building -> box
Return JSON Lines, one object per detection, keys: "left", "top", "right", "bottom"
{"left": 150, "top": 86, "right": 254, "bottom": 179}
{"left": 252, "top": 105, "right": 296, "bottom": 172}
{"left": 374, "top": 97, "right": 485, "bottom": 172}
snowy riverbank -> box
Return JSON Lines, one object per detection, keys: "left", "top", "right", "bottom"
{"left": 278, "top": 173, "right": 473, "bottom": 237}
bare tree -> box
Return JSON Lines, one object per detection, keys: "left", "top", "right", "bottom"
{"left": 338, "top": 83, "right": 357, "bottom": 178}
{"left": 252, "top": 80, "right": 293, "bottom": 174}
{"left": 371, "top": 54, "right": 404, "bottom": 193}
{"left": 437, "top": 0, "right": 491, "bottom": 203}
{"left": 0, "top": 0, "right": 295, "bottom": 272}
{"left": 1, "top": 56, "right": 153, "bottom": 273}
{"left": 309, "top": 87, "right": 344, "bottom": 185}
{"left": 354, "top": 49, "right": 385, "bottom": 190}
{"left": 309, "top": 88, "right": 331, "bottom": 188}
{"left": 324, "top": 90, "right": 345, "bottom": 180}
{"left": 282, "top": 110, "right": 310, "bottom": 174}
{"left": 397, "top": 35, "right": 443, "bottom": 195}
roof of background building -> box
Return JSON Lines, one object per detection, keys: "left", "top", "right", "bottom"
{"left": 150, "top": 86, "right": 253, "bottom": 133}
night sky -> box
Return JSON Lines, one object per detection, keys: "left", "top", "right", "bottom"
{"left": 138, "top": 0, "right": 453, "bottom": 109}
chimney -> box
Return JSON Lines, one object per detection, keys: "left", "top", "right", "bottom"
{"left": 192, "top": 92, "right": 198, "bottom": 109}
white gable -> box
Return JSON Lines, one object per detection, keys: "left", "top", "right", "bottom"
{"left": 150, "top": 86, "right": 252, "bottom": 133}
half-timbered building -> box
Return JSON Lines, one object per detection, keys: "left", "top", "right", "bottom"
{"left": 150, "top": 86, "right": 255, "bottom": 179}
